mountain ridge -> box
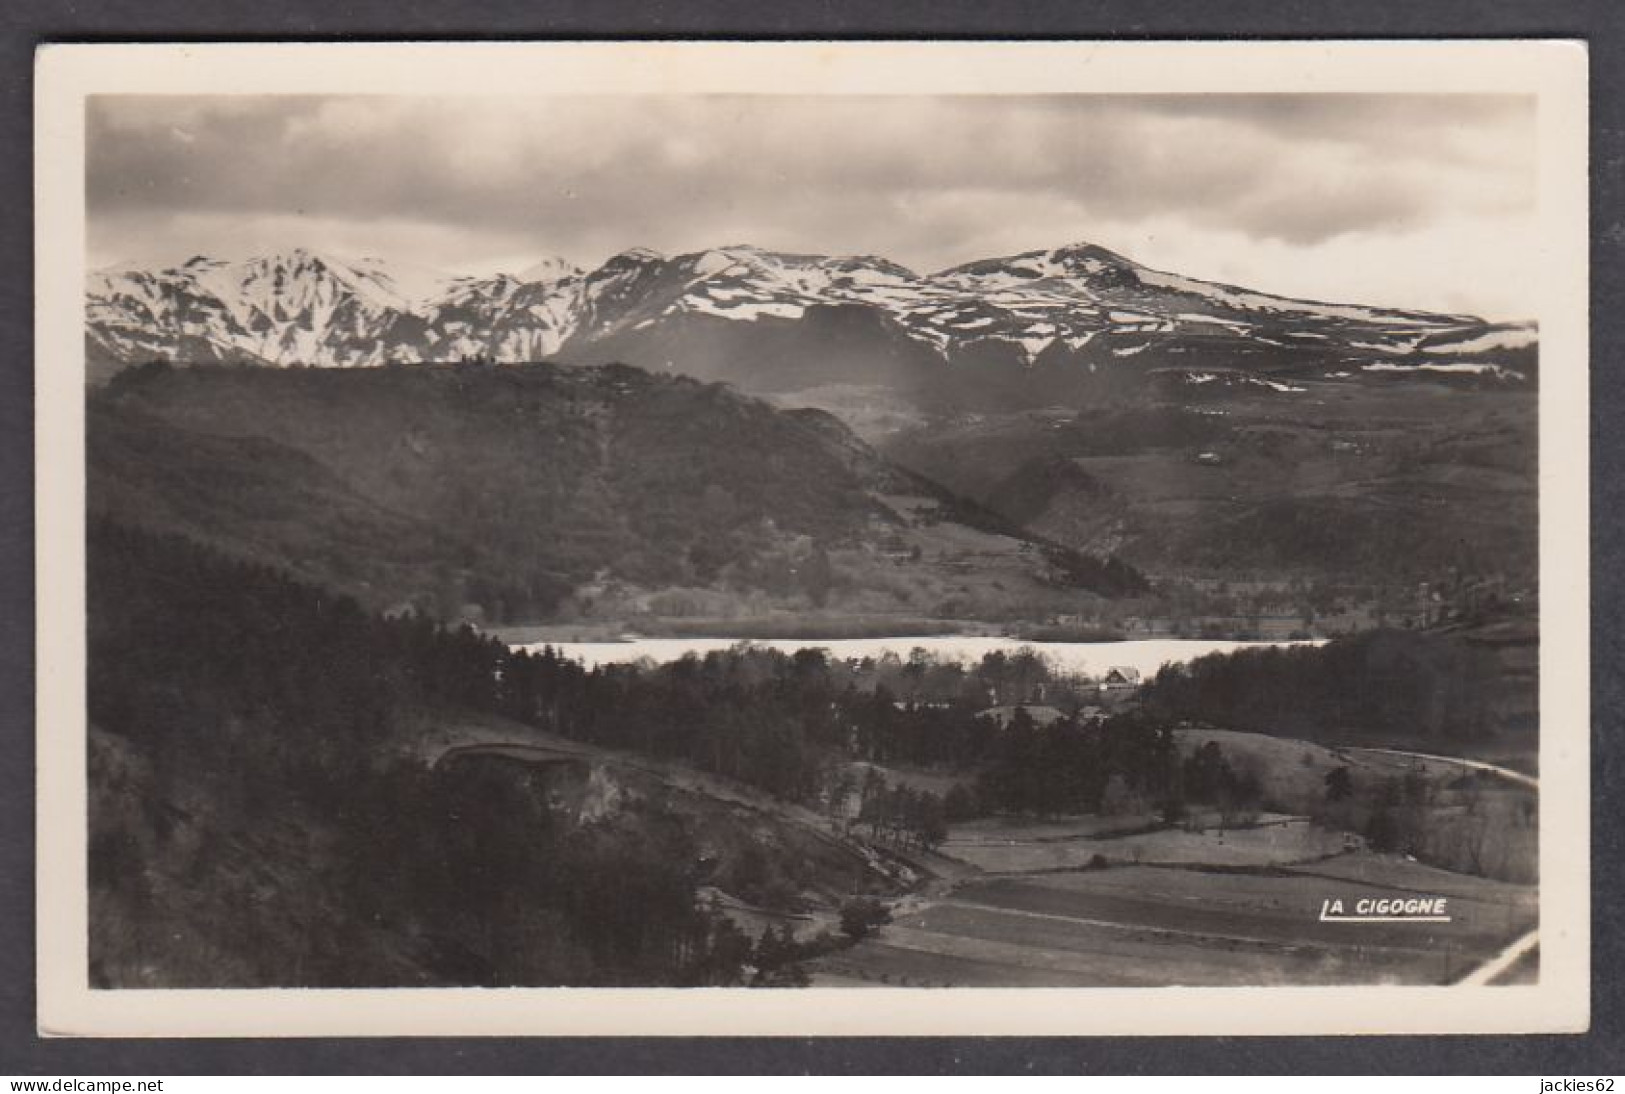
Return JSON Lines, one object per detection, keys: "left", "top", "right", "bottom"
{"left": 85, "top": 242, "right": 1538, "bottom": 399}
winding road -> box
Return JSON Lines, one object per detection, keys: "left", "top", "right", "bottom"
{"left": 1346, "top": 746, "right": 1538, "bottom": 791}
{"left": 1350, "top": 746, "right": 1541, "bottom": 985}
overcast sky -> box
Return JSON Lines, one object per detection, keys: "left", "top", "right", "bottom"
{"left": 87, "top": 93, "right": 1536, "bottom": 318}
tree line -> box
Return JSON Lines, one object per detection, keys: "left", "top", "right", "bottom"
{"left": 1140, "top": 630, "right": 1511, "bottom": 746}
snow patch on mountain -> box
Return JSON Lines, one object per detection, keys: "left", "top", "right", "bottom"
{"left": 1363, "top": 361, "right": 1525, "bottom": 380}
{"left": 1134, "top": 267, "right": 1461, "bottom": 328}
{"left": 686, "top": 296, "right": 806, "bottom": 322}
{"left": 1422, "top": 325, "right": 1538, "bottom": 356}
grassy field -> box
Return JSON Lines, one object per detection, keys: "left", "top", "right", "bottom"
{"left": 940, "top": 819, "right": 1349, "bottom": 873}
{"left": 944, "top": 814, "right": 1162, "bottom": 843}
{"left": 812, "top": 725, "right": 1537, "bottom": 987}
{"left": 813, "top": 853, "right": 1535, "bottom": 987}
{"left": 1169, "top": 727, "right": 1498, "bottom": 812}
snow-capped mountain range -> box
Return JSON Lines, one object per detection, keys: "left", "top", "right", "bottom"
{"left": 85, "top": 243, "right": 1537, "bottom": 392}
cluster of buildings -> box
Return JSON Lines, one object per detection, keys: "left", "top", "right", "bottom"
{"left": 973, "top": 665, "right": 1142, "bottom": 730}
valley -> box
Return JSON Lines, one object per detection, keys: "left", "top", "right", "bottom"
{"left": 81, "top": 237, "right": 1542, "bottom": 993}
{"left": 86, "top": 517, "right": 1540, "bottom": 990}
{"left": 84, "top": 238, "right": 1538, "bottom": 642}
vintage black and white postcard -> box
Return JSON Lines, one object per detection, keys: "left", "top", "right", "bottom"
{"left": 33, "top": 40, "right": 1589, "bottom": 1036}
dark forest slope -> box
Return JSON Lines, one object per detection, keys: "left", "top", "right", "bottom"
{"left": 90, "top": 361, "right": 1145, "bottom": 624}
{"left": 88, "top": 521, "right": 905, "bottom": 987}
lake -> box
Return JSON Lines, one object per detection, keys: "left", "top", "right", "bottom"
{"left": 513, "top": 635, "right": 1320, "bottom": 678}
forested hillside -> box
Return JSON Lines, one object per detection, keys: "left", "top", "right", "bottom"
{"left": 90, "top": 361, "right": 1145, "bottom": 625}
{"left": 91, "top": 520, "right": 719, "bottom": 985}
{"left": 1142, "top": 625, "right": 1538, "bottom": 751}
{"left": 85, "top": 520, "right": 1224, "bottom": 986}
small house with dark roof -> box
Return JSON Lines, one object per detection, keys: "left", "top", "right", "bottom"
{"left": 1100, "top": 666, "right": 1142, "bottom": 692}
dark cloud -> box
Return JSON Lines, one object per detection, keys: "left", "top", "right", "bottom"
{"left": 85, "top": 93, "right": 1536, "bottom": 314}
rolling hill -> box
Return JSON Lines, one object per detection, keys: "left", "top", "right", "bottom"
{"left": 881, "top": 383, "right": 1537, "bottom": 589}
{"left": 89, "top": 360, "right": 1145, "bottom": 625}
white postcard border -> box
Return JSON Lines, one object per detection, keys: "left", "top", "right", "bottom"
{"left": 34, "top": 39, "right": 1591, "bottom": 1037}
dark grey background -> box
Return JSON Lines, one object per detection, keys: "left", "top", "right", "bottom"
{"left": 2, "top": 0, "right": 1621, "bottom": 1076}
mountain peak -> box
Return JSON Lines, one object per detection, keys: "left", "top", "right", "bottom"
{"left": 607, "top": 246, "right": 665, "bottom": 265}
{"left": 1044, "top": 242, "right": 1145, "bottom": 287}
{"left": 241, "top": 247, "right": 346, "bottom": 274}
{"left": 695, "top": 244, "right": 822, "bottom": 269}
{"left": 824, "top": 254, "right": 919, "bottom": 279}
{"left": 1050, "top": 241, "right": 1138, "bottom": 268}
{"left": 517, "top": 256, "right": 583, "bottom": 283}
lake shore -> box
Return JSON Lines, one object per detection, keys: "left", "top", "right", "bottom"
{"left": 504, "top": 632, "right": 1324, "bottom": 679}
{"left": 484, "top": 616, "right": 997, "bottom": 645}
{"left": 482, "top": 615, "right": 1317, "bottom": 647}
